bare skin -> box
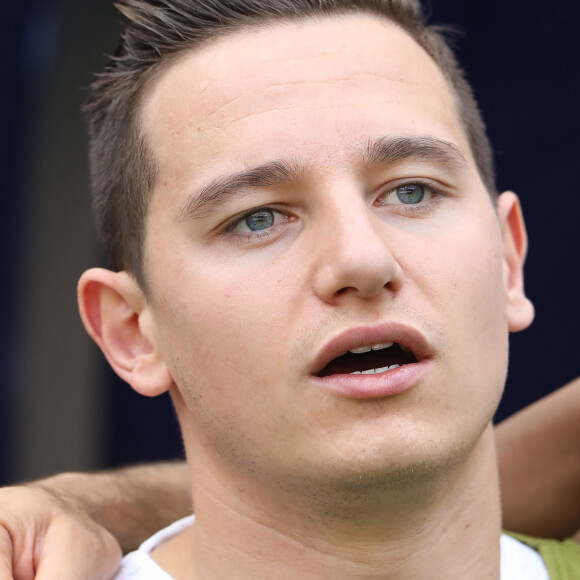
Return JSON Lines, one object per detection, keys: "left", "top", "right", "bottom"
{"left": 497, "top": 376, "right": 580, "bottom": 540}
{"left": 0, "top": 462, "right": 190, "bottom": 580}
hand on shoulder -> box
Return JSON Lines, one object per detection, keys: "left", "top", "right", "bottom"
{"left": 0, "top": 482, "right": 121, "bottom": 580}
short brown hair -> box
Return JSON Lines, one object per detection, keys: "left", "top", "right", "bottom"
{"left": 85, "top": 0, "right": 495, "bottom": 288}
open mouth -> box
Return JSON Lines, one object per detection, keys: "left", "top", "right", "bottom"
{"left": 317, "top": 342, "right": 418, "bottom": 377}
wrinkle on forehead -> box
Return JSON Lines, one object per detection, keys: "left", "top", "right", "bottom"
{"left": 201, "top": 73, "right": 415, "bottom": 127}
{"left": 148, "top": 70, "right": 450, "bottom": 153}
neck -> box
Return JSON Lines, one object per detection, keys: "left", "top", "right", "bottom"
{"left": 156, "top": 426, "right": 502, "bottom": 580}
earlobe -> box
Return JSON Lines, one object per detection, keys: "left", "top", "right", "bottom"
{"left": 496, "top": 192, "right": 535, "bottom": 332}
{"left": 78, "top": 268, "right": 173, "bottom": 397}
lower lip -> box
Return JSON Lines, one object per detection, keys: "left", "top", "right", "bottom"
{"left": 310, "top": 359, "right": 435, "bottom": 399}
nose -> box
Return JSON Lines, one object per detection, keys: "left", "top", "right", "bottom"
{"left": 311, "top": 198, "right": 404, "bottom": 304}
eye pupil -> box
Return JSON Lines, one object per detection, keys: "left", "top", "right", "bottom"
{"left": 396, "top": 185, "right": 425, "bottom": 204}
{"left": 245, "top": 209, "right": 275, "bottom": 231}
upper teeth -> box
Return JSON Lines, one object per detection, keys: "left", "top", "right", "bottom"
{"left": 349, "top": 342, "right": 394, "bottom": 354}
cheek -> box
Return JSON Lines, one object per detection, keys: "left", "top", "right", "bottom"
{"left": 461, "top": 233, "right": 506, "bottom": 333}
{"left": 431, "top": 216, "right": 509, "bottom": 398}
{"left": 421, "top": 209, "right": 507, "bottom": 333}
{"left": 451, "top": 247, "right": 509, "bottom": 379}
{"left": 148, "top": 253, "right": 300, "bottom": 404}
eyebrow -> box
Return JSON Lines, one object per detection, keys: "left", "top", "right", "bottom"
{"left": 178, "top": 159, "right": 305, "bottom": 220}
{"left": 178, "top": 135, "right": 467, "bottom": 220}
{"left": 359, "top": 135, "right": 468, "bottom": 168}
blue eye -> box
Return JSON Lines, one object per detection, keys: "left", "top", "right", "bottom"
{"left": 375, "top": 182, "right": 441, "bottom": 212}
{"left": 244, "top": 209, "right": 275, "bottom": 231}
{"left": 227, "top": 208, "right": 281, "bottom": 235}
{"left": 395, "top": 184, "right": 425, "bottom": 204}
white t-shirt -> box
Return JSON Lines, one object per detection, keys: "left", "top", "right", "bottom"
{"left": 113, "top": 516, "right": 549, "bottom": 579}
{"left": 113, "top": 517, "right": 195, "bottom": 580}
{"left": 500, "top": 534, "right": 549, "bottom": 579}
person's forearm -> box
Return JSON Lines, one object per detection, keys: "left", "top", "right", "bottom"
{"left": 32, "top": 460, "right": 192, "bottom": 553}
{"left": 496, "top": 376, "right": 580, "bottom": 540}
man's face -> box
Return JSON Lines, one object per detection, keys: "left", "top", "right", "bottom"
{"left": 139, "top": 16, "right": 525, "bottom": 489}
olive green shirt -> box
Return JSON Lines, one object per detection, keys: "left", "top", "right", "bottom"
{"left": 508, "top": 533, "right": 580, "bottom": 579}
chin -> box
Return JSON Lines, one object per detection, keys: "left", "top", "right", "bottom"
{"left": 319, "top": 413, "right": 493, "bottom": 493}
{"left": 295, "top": 431, "right": 466, "bottom": 494}
{"left": 276, "top": 443, "right": 466, "bottom": 523}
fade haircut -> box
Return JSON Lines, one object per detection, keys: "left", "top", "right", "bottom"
{"left": 85, "top": 0, "right": 496, "bottom": 288}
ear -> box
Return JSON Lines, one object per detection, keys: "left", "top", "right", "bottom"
{"left": 78, "top": 268, "right": 173, "bottom": 397}
{"left": 496, "top": 192, "right": 535, "bottom": 332}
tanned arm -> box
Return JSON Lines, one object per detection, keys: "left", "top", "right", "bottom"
{"left": 0, "top": 461, "right": 191, "bottom": 580}
{"left": 497, "top": 376, "right": 580, "bottom": 540}
{"left": 39, "top": 462, "right": 192, "bottom": 553}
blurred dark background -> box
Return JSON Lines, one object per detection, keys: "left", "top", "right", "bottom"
{"left": 1, "top": 0, "right": 578, "bottom": 484}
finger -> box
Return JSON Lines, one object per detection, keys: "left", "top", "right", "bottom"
{"left": 34, "top": 520, "right": 122, "bottom": 580}
{"left": 0, "top": 527, "right": 14, "bottom": 580}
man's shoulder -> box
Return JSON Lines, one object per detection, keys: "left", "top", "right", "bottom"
{"left": 113, "top": 516, "right": 196, "bottom": 580}
{"left": 506, "top": 531, "right": 580, "bottom": 580}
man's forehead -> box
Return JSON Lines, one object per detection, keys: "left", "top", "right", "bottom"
{"left": 140, "top": 13, "right": 469, "bottom": 186}
{"left": 142, "top": 15, "right": 450, "bottom": 122}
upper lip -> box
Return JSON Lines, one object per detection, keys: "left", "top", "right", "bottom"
{"left": 309, "top": 322, "right": 435, "bottom": 376}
